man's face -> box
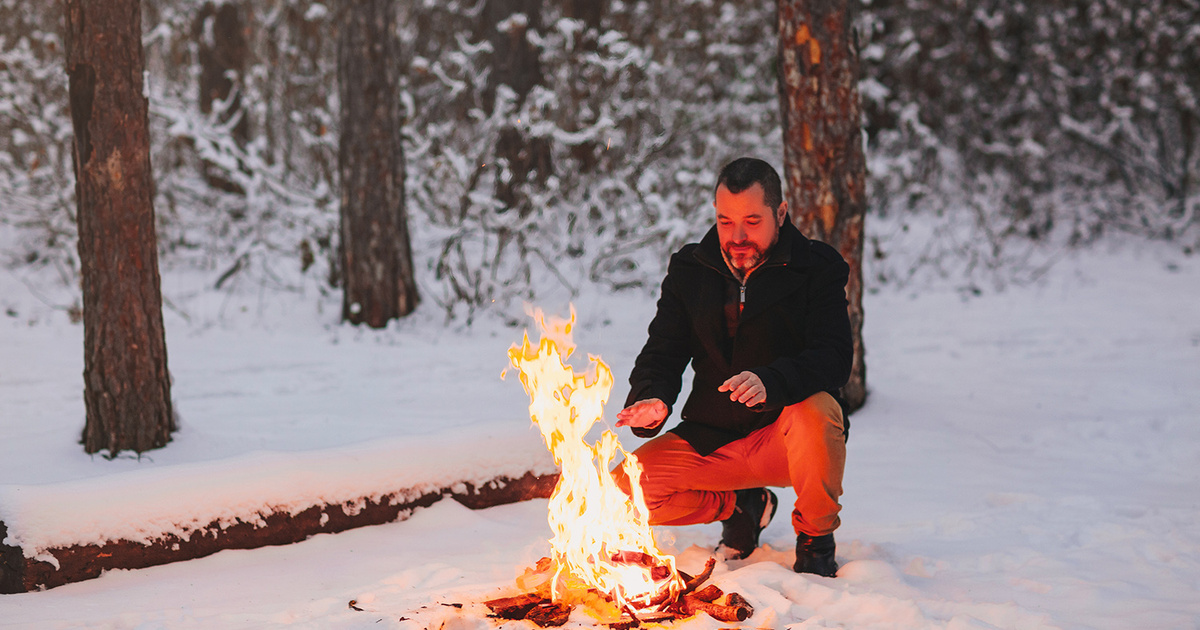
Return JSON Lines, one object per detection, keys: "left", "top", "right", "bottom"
{"left": 715, "top": 182, "right": 787, "bottom": 280}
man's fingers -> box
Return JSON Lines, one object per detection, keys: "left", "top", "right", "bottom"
{"left": 729, "top": 378, "right": 756, "bottom": 400}
{"left": 738, "top": 388, "right": 763, "bottom": 405}
{"left": 720, "top": 372, "right": 749, "bottom": 392}
{"left": 719, "top": 371, "right": 766, "bottom": 407}
{"left": 735, "top": 384, "right": 759, "bottom": 404}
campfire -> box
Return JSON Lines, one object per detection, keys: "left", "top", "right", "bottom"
{"left": 497, "top": 308, "right": 755, "bottom": 627}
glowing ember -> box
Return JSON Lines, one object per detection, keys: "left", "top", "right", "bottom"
{"left": 508, "top": 307, "right": 682, "bottom": 611}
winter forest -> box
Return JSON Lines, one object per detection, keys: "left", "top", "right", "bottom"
{"left": 2, "top": 0, "right": 1199, "bottom": 628}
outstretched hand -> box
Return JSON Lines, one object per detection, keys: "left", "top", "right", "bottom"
{"left": 615, "top": 398, "right": 668, "bottom": 429}
{"left": 719, "top": 371, "right": 766, "bottom": 407}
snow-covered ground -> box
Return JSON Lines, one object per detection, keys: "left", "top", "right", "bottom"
{"left": 1, "top": 241, "right": 1198, "bottom": 629}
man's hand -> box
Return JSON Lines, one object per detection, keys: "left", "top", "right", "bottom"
{"left": 615, "top": 398, "right": 668, "bottom": 429}
{"left": 719, "top": 371, "right": 767, "bottom": 407}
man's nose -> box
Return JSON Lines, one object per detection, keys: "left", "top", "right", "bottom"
{"left": 732, "top": 223, "right": 747, "bottom": 241}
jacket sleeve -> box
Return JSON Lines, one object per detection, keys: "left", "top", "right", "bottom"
{"left": 750, "top": 256, "right": 853, "bottom": 409}
{"left": 624, "top": 255, "right": 693, "bottom": 438}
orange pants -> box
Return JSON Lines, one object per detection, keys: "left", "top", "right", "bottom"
{"left": 618, "top": 392, "right": 846, "bottom": 537}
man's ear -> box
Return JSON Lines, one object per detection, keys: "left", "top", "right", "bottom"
{"left": 777, "top": 200, "right": 789, "bottom": 226}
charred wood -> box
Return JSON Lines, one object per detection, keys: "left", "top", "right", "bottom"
{"left": 526, "top": 601, "right": 572, "bottom": 627}
{"left": 483, "top": 593, "right": 545, "bottom": 619}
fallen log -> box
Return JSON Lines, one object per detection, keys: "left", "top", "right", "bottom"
{"left": 0, "top": 471, "right": 558, "bottom": 593}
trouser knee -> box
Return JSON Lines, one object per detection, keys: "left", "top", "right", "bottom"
{"left": 776, "top": 392, "right": 844, "bottom": 442}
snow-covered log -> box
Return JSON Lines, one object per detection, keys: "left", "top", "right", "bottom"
{"left": 0, "top": 470, "right": 556, "bottom": 593}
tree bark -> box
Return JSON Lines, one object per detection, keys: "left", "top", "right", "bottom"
{"left": 65, "top": 0, "right": 175, "bottom": 454}
{"left": 777, "top": 0, "right": 868, "bottom": 412}
{"left": 337, "top": 0, "right": 419, "bottom": 327}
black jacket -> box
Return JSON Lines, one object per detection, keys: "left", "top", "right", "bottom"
{"left": 625, "top": 220, "right": 853, "bottom": 456}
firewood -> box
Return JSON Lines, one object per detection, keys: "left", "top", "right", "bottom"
{"left": 634, "top": 611, "right": 679, "bottom": 624}
{"left": 611, "top": 550, "right": 672, "bottom": 581}
{"left": 483, "top": 593, "right": 545, "bottom": 619}
{"left": 682, "top": 593, "right": 753, "bottom": 622}
{"left": 726, "top": 592, "right": 750, "bottom": 609}
{"left": 691, "top": 584, "right": 723, "bottom": 602}
{"left": 620, "top": 604, "right": 642, "bottom": 628}
{"left": 611, "top": 550, "right": 655, "bottom": 567}
{"left": 681, "top": 557, "right": 716, "bottom": 594}
{"left": 607, "top": 610, "right": 680, "bottom": 629}
{"left": 526, "top": 602, "right": 573, "bottom": 627}
{"left": 650, "top": 557, "right": 716, "bottom": 613}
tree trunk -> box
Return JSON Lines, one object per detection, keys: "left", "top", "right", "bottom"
{"left": 777, "top": 0, "right": 868, "bottom": 412}
{"left": 65, "top": 0, "right": 175, "bottom": 455}
{"left": 337, "top": 0, "right": 419, "bottom": 327}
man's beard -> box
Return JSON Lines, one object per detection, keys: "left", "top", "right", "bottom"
{"left": 721, "top": 233, "right": 777, "bottom": 280}
{"left": 722, "top": 242, "right": 768, "bottom": 277}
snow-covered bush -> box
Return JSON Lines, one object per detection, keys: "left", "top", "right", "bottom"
{"left": 859, "top": 0, "right": 1200, "bottom": 269}
{"left": 143, "top": 0, "right": 339, "bottom": 297}
{"left": 399, "top": 0, "right": 778, "bottom": 320}
{"left": 0, "top": 3, "right": 77, "bottom": 297}
{"left": 4, "top": 0, "right": 1195, "bottom": 322}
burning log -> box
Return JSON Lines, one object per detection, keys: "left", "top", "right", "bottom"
{"left": 679, "top": 557, "right": 716, "bottom": 594}
{"left": 495, "top": 554, "right": 754, "bottom": 628}
{"left": 608, "top": 606, "right": 679, "bottom": 630}
{"left": 526, "top": 601, "right": 573, "bottom": 627}
{"left": 484, "top": 593, "right": 573, "bottom": 627}
{"left": 690, "top": 584, "right": 723, "bottom": 602}
{"left": 610, "top": 550, "right": 673, "bottom": 581}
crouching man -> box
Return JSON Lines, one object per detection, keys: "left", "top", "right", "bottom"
{"left": 614, "top": 157, "right": 852, "bottom": 577}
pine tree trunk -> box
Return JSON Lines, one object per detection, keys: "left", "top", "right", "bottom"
{"left": 777, "top": 0, "right": 868, "bottom": 412}
{"left": 337, "top": 0, "right": 419, "bottom": 327}
{"left": 65, "top": 0, "right": 175, "bottom": 455}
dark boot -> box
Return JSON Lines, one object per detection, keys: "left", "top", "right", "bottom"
{"left": 794, "top": 532, "right": 838, "bottom": 577}
{"left": 717, "top": 488, "right": 778, "bottom": 560}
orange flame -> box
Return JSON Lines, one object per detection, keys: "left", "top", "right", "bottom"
{"left": 508, "top": 307, "right": 681, "bottom": 610}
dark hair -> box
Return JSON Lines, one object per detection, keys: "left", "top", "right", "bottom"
{"left": 715, "top": 157, "right": 783, "bottom": 211}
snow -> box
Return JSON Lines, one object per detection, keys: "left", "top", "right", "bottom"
{"left": 2, "top": 241, "right": 1199, "bottom": 629}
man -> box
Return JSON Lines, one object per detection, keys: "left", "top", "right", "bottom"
{"left": 614, "top": 157, "right": 852, "bottom": 577}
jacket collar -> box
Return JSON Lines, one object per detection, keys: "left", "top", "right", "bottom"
{"left": 693, "top": 218, "right": 811, "bottom": 278}
{"left": 693, "top": 220, "right": 818, "bottom": 322}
